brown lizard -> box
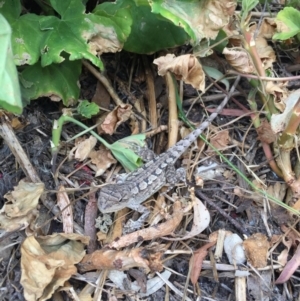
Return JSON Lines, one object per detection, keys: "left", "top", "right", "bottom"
{"left": 97, "top": 76, "right": 240, "bottom": 232}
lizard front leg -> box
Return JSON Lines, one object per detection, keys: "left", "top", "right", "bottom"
{"left": 123, "top": 202, "right": 150, "bottom": 234}
{"left": 165, "top": 165, "right": 187, "bottom": 188}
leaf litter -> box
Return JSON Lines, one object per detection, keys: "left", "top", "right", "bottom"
{"left": 1, "top": 2, "right": 300, "bottom": 301}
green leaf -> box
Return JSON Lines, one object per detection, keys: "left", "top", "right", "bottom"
{"left": 241, "top": 0, "right": 259, "bottom": 22}
{"left": 110, "top": 134, "right": 147, "bottom": 171}
{"left": 211, "top": 29, "right": 228, "bottom": 53}
{"left": 0, "top": 15, "right": 23, "bottom": 114}
{"left": 38, "top": 0, "right": 103, "bottom": 69}
{"left": 20, "top": 59, "right": 82, "bottom": 105}
{"left": 203, "top": 66, "right": 229, "bottom": 90}
{"left": 93, "top": 0, "right": 133, "bottom": 47}
{"left": 273, "top": 7, "right": 300, "bottom": 40}
{"left": 120, "top": 0, "right": 188, "bottom": 54}
{"left": 0, "top": 0, "right": 44, "bottom": 65}
{"left": 150, "top": 0, "right": 233, "bottom": 49}
{"left": 77, "top": 100, "right": 100, "bottom": 118}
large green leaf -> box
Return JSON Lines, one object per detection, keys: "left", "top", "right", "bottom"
{"left": 150, "top": 0, "right": 236, "bottom": 49}
{"left": 92, "top": 0, "right": 133, "bottom": 50}
{"left": 39, "top": 0, "right": 103, "bottom": 69}
{"left": 0, "top": 0, "right": 44, "bottom": 65}
{"left": 97, "top": 0, "right": 188, "bottom": 54}
{"left": 0, "top": 15, "right": 23, "bottom": 114}
{"left": 273, "top": 7, "right": 300, "bottom": 40}
{"left": 20, "top": 60, "right": 82, "bottom": 106}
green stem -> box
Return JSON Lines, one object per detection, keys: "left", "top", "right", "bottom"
{"left": 51, "top": 115, "right": 111, "bottom": 155}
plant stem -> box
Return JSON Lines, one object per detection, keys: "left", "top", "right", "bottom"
{"left": 51, "top": 115, "right": 112, "bottom": 155}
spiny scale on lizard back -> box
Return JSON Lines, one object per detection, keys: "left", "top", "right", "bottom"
{"left": 165, "top": 96, "right": 228, "bottom": 161}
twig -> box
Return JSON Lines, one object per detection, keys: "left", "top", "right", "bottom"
{"left": 227, "top": 70, "right": 300, "bottom": 82}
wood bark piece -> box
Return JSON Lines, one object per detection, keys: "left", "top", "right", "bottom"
{"left": 78, "top": 246, "right": 164, "bottom": 273}
{"left": 108, "top": 201, "right": 184, "bottom": 249}
{"left": 0, "top": 115, "right": 41, "bottom": 183}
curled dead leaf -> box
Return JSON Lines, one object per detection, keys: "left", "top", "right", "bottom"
{"left": 258, "top": 18, "right": 277, "bottom": 39}
{"left": 196, "top": 0, "right": 236, "bottom": 41}
{"left": 69, "top": 136, "right": 97, "bottom": 161}
{"left": 153, "top": 54, "right": 205, "bottom": 91}
{"left": 255, "top": 36, "right": 276, "bottom": 70}
{"left": 223, "top": 47, "right": 255, "bottom": 73}
{"left": 89, "top": 32, "right": 123, "bottom": 56}
{"left": 0, "top": 180, "right": 44, "bottom": 232}
{"left": 271, "top": 89, "right": 300, "bottom": 133}
{"left": 99, "top": 104, "right": 132, "bottom": 135}
{"left": 265, "top": 81, "right": 288, "bottom": 112}
{"left": 207, "top": 129, "right": 230, "bottom": 153}
{"left": 88, "top": 146, "right": 117, "bottom": 176}
{"left": 21, "top": 233, "right": 89, "bottom": 301}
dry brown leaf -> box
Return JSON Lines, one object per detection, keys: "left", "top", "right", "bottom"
{"left": 57, "top": 185, "right": 73, "bottom": 234}
{"left": 265, "top": 81, "right": 288, "bottom": 112}
{"left": 256, "top": 119, "right": 276, "bottom": 144}
{"left": 0, "top": 180, "right": 44, "bottom": 232}
{"left": 223, "top": 21, "right": 240, "bottom": 46}
{"left": 163, "top": 196, "right": 210, "bottom": 241}
{"left": 153, "top": 54, "right": 205, "bottom": 91}
{"left": 271, "top": 89, "right": 300, "bottom": 133}
{"left": 208, "top": 129, "right": 229, "bottom": 152}
{"left": 109, "top": 201, "right": 184, "bottom": 249}
{"left": 223, "top": 47, "right": 255, "bottom": 73}
{"left": 258, "top": 18, "right": 277, "bottom": 39}
{"left": 88, "top": 32, "right": 123, "bottom": 55}
{"left": 3, "top": 180, "right": 44, "bottom": 217}
{"left": 79, "top": 246, "right": 164, "bottom": 273}
{"left": 243, "top": 233, "right": 270, "bottom": 268}
{"left": 255, "top": 36, "right": 276, "bottom": 70}
{"left": 196, "top": 0, "right": 236, "bottom": 41}
{"left": 88, "top": 146, "right": 117, "bottom": 177}
{"left": 20, "top": 233, "right": 89, "bottom": 301}
{"left": 99, "top": 104, "right": 132, "bottom": 135}
{"left": 74, "top": 136, "right": 97, "bottom": 161}
{"left": 0, "top": 211, "right": 38, "bottom": 232}
{"left": 190, "top": 241, "right": 216, "bottom": 285}
{"left": 276, "top": 243, "right": 300, "bottom": 284}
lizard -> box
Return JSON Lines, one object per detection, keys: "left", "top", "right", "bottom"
{"left": 97, "top": 76, "right": 240, "bottom": 232}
